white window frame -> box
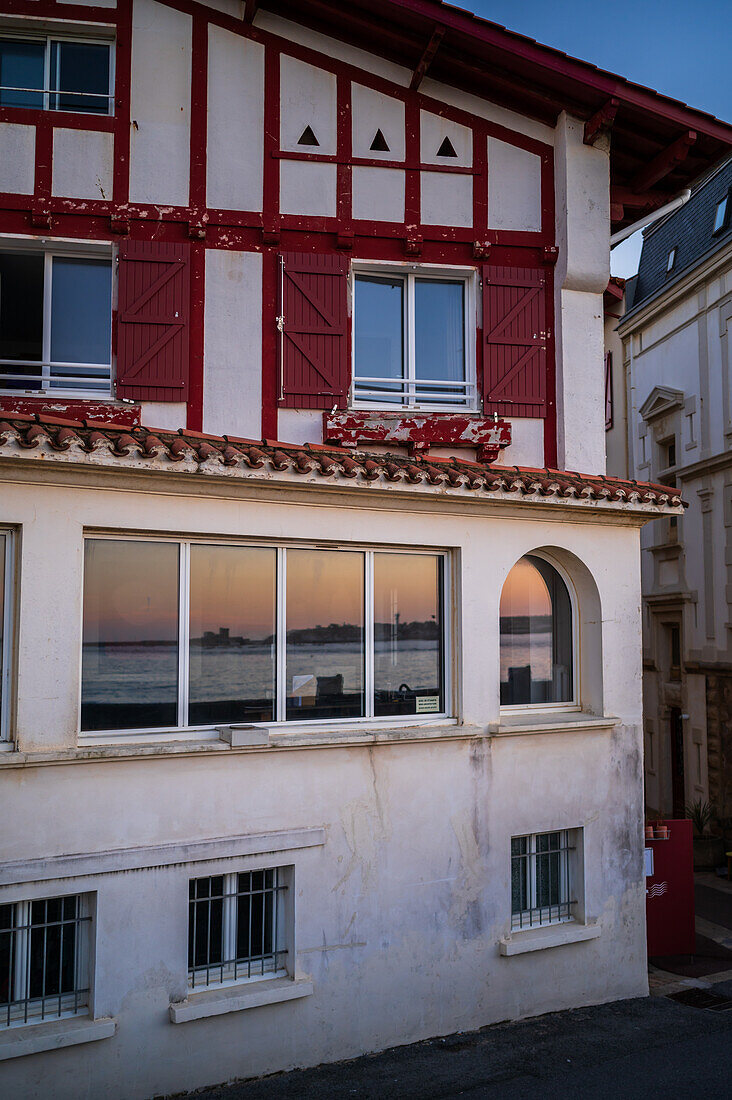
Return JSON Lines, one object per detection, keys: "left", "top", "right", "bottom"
{"left": 351, "top": 262, "right": 478, "bottom": 412}
{"left": 499, "top": 551, "right": 580, "bottom": 716}
{"left": 79, "top": 534, "right": 452, "bottom": 738}
{"left": 0, "top": 237, "right": 113, "bottom": 397}
{"left": 713, "top": 194, "right": 729, "bottom": 235}
{"left": 510, "top": 829, "right": 575, "bottom": 931}
{"left": 0, "top": 30, "right": 115, "bottom": 116}
{"left": 0, "top": 892, "right": 91, "bottom": 1029}
{"left": 0, "top": 528, "right": 14, "bottom": 743}
{"left": 188, "top": 868, "right": 290, "bottom": 992}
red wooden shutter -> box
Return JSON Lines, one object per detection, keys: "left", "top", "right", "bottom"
{"left": 116, "top": 240, "right": 190, "bottom": 402}
{"left": 279, "top": 252, "right": 349, "bottom": 409}
{"left": 482, "top": 266, "right": 548, "bottom": 418}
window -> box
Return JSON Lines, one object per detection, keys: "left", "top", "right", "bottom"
{"left": 81, "top": 539, "right": 447, "bottom": 732}
{"left": 0, "top": 35, "right": 113, "bottom": 114}
{"left": 713, "top": 193, "right": 729, "bottom": 235}
{"left": 353, "top": 270, "right": 474, "bottom": 409}
{"left": 511, "top": 831, "right": 574, "bottom": 930}
{"left": 667, "top": 624, "right": 681, "bottom": 680}
{"left": 0, "top": 248, "right": 112, "bottom": 394}
{"left": 500, "top": 555, "right": 574, "bottom": 707}
{"left": 666, "top": 247, "right": 677, "bottom": 274}
{"left": 0, "top": 894, "right": 90, "bottom": 1027}
{"left": 0, "top": 531, "right": 11, "bottom": 740}
{"left": 188, "top": 870, "right": 287, "bottom": 989}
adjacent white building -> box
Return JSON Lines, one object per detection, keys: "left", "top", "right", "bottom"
{"left": 0, "top": 1, "right": 728, "bottom": 1096}
{"left": 607, "top": 159, "right": 732, "bottom": 826}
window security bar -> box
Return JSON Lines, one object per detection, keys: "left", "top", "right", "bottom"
{"left": 0, "top": 897, "right": 89, "bottom": 1027}
{"left": 511, "top": 833, "right": 574, "bottom": 931}
{"left": 0, "top": 364, "right": 111, "bottom": 394}
{"left": 354, "top": 378, "right": 475, "bottom": 406}
{"left": 188, "top": 870, "right": 287, "bottom": 990}
{"left": 0, "top": 86, "right": 114, "bottom": 102}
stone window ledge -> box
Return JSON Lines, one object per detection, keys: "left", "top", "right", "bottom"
{"left": 489, "top": 713, "right": 618, "bottom": 738}
{"left": 0, "top": 1015, "right": 115, "bottom": 1061}
{"left": 499, "top": 921, "right": 601, "bottom": 956}
{"left": 169, "top": 977, "right": 313, "bottom": 1024}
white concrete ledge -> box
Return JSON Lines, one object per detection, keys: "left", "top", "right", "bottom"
{"left": 0, "top": 1015, "right": 115, "bottom": 1061}
{"left": 499, "top": 921, "right": 601, "bottom": 956}
{"left": 489, "top": 713, "right": 618, "bottom": 737}
{"left": 0, "top": 827, "right": 326, "bottom": 887}
{"left": 169, "top": 977, "right": 313, "bottom": 1023}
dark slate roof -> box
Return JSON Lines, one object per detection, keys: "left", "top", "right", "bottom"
{"left": 0, "top": 412, "right": 684, "bottom": 511}
{"left": 628, "top": 159, "right": 732, "bottom": 312}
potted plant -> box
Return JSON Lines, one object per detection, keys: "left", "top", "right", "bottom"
{"left": 686, "top": 799, "right": 725, "bottom": 870}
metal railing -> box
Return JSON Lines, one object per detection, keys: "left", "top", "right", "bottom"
{"left": 188, "top": 870, "right": 287, "bottom": 989}
{"left": 0, "top": 86, "right": 113, "bottom": 114}
{"left": 353, "top": 376, "right": 476, "bottom": 408}
{"left": 0, "top": 361, "right": 111, "bottom": 395}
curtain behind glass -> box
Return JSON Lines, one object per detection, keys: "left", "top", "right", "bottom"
{"left": 415, "top": 279, "right": 464, "bottom": 403}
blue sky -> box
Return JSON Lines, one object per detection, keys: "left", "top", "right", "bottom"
{"left": 468, "top": 1, "right": 732, "bottom": 276}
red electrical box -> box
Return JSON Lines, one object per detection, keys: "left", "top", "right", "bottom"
{"left": 645, "top": 818, "right": 695, "bottom": 957}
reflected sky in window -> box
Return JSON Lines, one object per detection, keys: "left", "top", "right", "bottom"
{"left": 374, "top": 553, "right": 442, "bottom": 716}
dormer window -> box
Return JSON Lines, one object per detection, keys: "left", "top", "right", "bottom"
{"left": 0, "top": 35, "right": 113, "bottom": 115}
{"left": 666, "top": 247, "right": 677, "bottom": 273}
{"left": 713, "top": 193, "right": 730, "bottom": 235}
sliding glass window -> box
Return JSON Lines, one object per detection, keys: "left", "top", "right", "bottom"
{"left": 81, "top": 539, "right": 447, "bottom": 733}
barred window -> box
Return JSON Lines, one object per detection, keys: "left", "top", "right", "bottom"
{"left": 511, "top": 831, "right": 574, "bottom": 930}
{"left": 188, "top": 870, "right": 287, "bottom": 990}
{"left": 0, "top": 894, "right": 90, "bottom": 1027}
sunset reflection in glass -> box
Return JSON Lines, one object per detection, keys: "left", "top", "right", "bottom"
{"left": 374, "top": 553, "right": 442, "bottom": 716}
{"left": 81, "top": 539, "right": 179, "bottom": 730}
{"left": 500, "top": 555, "right": 572, "bottom": 706}
{"left": 286, "top": 550, "right": 364, "bottom": 720}
{"left": 189, "top": 545, "right": 276, "bottom": 724}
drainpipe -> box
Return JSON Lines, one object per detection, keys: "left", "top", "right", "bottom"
{"left": 610, "top": 189, "right": 692, "bottom": 248}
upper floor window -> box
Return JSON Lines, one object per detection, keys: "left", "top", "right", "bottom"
{"left": 666, "top": 247, "right": 677, "bottom": 273}
{"left": 500, "top": 554, "right": 574, "bottom": 708}
{"left": 713, "top": 193, "right": 730, "bottom": 235}
{"left": 81, "top": 538, "right": 447, "bottom": 733}
{"left": 0, "top": 247, "right": 112, "bottom": 395}
{"left": 0, "top": 35, "right": 113, "bottom": 115}
{"left": 0, "top": 893, "right": 91, "bottom": 1027}
{"left": 353, "top": 270, "right": 474, "bottom": 410}
{"left": 0, "top": 531, "right": 11, "bottom": 741}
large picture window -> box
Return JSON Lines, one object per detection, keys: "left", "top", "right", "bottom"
{"left": 353, "top": 270, "right": 474, "bottom": 409}
{"left": 500, "top": 555, "right": 574, "bottom": 707}
{"left": 81, "top": 539, "right": 447, "bottom": 733}
{"left": 0, "top": 249, "right": 112, "bottom": 394}
{"left": 0, "top": 36, "right": 113, "bottom": 115}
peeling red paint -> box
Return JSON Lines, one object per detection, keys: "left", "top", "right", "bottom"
{"left": 0, "top": 398, "right": 141, "bottom": 426}
{"left": 323, "top": 411, "right": 512, "bottom": 461}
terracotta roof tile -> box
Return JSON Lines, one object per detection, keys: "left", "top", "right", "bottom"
{"left": 0, "top": 414, "right": 685, "bottom": 512}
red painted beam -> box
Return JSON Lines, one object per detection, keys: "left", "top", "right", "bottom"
{"left": 584, "top": 97, "right": 619, "bottom": 145}
{"left": 611, "top": 186, "right": 669, "bottom": 208}
{"left": 631, "top": 130, "right": 697, "bottom": 193}
{"left": 410, "top": 25, "right": 445, "bottom": 91}
{"left": 323, "top": 410, "right": 512, "bottom": 461}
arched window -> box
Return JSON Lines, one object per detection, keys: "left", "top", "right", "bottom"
{"left": 500, "top": 555, "right": 574, "bottom": 707}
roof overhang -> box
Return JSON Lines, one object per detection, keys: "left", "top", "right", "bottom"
{"left": 255, "top": 0, "right": 732, "bottom": 229}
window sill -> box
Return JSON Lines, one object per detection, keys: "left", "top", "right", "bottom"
{"left": 499, "top": 921, "right": 600, "bottom": 956}
{"left": 0, "top": 1015, "right": 115, "bottom": 1062}
{"left": 169, "top": 977, "right": 313, "bottom": 1024}
{"left": 489, "top": 713, "right": 618, "bottom": 737}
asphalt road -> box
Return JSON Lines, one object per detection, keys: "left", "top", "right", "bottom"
{"left": 183, "top": 984, "right": 732, "bottom": 1100}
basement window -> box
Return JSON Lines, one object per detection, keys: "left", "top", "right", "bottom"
{"left": 0, "top": 35, "right": 113, "bottom": 115}
{"left": 511, "top": 830, "right": 577, "bottom": 930}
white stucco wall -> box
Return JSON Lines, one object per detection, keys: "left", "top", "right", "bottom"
{"left": 554, "top": 113, "right": 610, "bottom": 474}
{"left": 0, "top": 123, "right": 35, "bottom": 195}
{"left": 206, "top": 26, "right": 264, "bottom": 211}
{"left": 280, "top": 56, "right": 337, "bottom": 154}
{"left": 202, "top": 248, "right": 263, "bottom": 440}
{"left": 352, "top": 83, "right": 405, "bottom": 161}
{"left": 129, "top": 0, "right": 192, "bottom": 207}
{"left": 52, "top": 129, "right": 114, "bottom": 201}
{"left": 487, "top": 138, "right": 542, "bottom": 232}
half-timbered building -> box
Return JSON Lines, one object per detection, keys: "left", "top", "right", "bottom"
{"left": 0, "top": 1, "right": 730, "bottom": 1095}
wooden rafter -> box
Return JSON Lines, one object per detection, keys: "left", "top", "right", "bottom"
{"left": 584, "top": 97, "right": 619, "bottom": 145}
{"left": 631, "top": 130, "right": 697, "bottom": 193}
{"left": 611, "top": 186, "right": 668, "bottom": 209}
{"left": 243, "top": 0, "right": 259, "bottom": 23}
{"left": 410, "top": 25, "right": 445, "bottom": 91}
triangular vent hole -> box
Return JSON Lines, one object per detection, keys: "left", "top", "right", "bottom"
{"left": 298, "top": 125, "right": 319, "bottom": 147}
{"left": 436, "top": 136, "right": 458, "bottom": 158}
{"left": 370, "top": 128, "right": 390, "bottom": 152}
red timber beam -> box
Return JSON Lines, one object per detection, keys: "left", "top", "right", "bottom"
{"left": 583, "top": 97, "right": 619, "bottom": 145}
{"left": 409, "top": 25, "right": 445, "bottom": 91}
{"left": 631, "top": 130, "right": 697, "bottom": 193}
